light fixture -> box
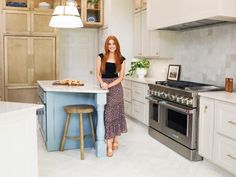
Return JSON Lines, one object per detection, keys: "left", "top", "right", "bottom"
{"left": 49, "top": 0, "right": 83, "bottom": 28}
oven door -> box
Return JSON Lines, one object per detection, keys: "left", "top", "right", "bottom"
{"left": 146, "top": 96, "right": 162, "bottom": 132}
{"left": 160, "top": 101, "right": 197, "bottom": 149}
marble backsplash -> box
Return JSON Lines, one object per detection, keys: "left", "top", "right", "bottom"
{"left": 147, "top": 23, "right": 236, "bottom": 90}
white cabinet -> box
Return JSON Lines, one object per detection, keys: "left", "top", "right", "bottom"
{"left": 199, "top": 96, "right": 236, "bottom": 176}
{"left": 122, "top": 79, "right": 149, "bottom": 125}
{"left": 199, "top": 97, "right": 215, "bottom": 160}
{"left": 133, "top": 9, "right": 177, "bottom": 58}
{"left": 123, "top": 79, "right": 132, "bottom": 117}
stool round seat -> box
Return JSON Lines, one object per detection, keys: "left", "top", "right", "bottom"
{"left": 64, "top": 105, "right": 94, "bottom": 114}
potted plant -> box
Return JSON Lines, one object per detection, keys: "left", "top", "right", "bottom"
{"left": 87, "top": 0, "right": 98, "bottom": 9}
{"left": 126, "top": 59, "right": 150, "bottom": 78}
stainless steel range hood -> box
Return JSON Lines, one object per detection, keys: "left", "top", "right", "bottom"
{"left": 147, "top": 0, "right": 236, "bottom": 31}
{"left": 158, "top": 19, "right": 230, "bottom": 31}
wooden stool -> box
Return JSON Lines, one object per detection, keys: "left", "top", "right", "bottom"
{"left": 60, "top": 104, "right": 96, "bottom": 160}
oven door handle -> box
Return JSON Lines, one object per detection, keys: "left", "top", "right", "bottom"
{"left": 146, "top": 96, "right": 160, "bottom": 104}
{"left": 159, "top": 101, "right": 194, "bottom": 114}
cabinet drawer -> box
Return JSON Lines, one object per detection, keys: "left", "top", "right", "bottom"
{"left": 215, "top": 101, "right": 236, "bottom": 140}
{"left": 214, "top": 134, "right": 236, "bottom": 175}
{"left": 124, "top": 101, "right": 132, "bottom": 116}
{"left": 122, "top": 79, "right": 132, "bottom": 89}
{"left": 132, "top": 82, "right": 147, "bottom": 103}
{"left": 132, "top": 100, "right": 145, "bottom": 123}
{"left": 123, "top": 87, "right": 131, "bottom": 102}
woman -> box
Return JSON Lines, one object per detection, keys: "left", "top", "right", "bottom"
{"left": 96, "top": 35, "right": 127, "bottom": 157}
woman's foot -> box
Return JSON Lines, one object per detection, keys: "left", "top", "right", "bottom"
{"left": 112, "top": 142, "right": 118, "bottom": 150}
{"left": 112, "top": 136, "right": 119, "bottom": 150}
{"left": 107, "top": 139, "right": 113, "bottom": 157}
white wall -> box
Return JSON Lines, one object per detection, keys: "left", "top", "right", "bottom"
{"left": 100, "top": 0, "right": 133, "bottom": 67}
{"left": 57, "top": 28, "right": 98, "bottom": 84}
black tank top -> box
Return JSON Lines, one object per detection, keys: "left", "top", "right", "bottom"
{"left": 98, "top": 53, "right": 125, "bottom": 78}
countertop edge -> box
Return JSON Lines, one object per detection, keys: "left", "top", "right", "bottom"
{"left": 199, "top": 91, "right": 236, "bottom": 104}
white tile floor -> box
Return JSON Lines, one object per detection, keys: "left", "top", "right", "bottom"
{"left": 38, "top": 118, "right": 235, "bottom": 177}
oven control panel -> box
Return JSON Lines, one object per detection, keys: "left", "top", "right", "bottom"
{"left": 148, "top": 85, "right": 197, "bottom": 108}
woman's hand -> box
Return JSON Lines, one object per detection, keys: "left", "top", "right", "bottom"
{"left": 100, "top": 82, "right": 108, "bottom": 89}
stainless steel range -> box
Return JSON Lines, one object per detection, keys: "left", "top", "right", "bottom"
{"left": 146, "top": 80, "right": 223, "bottom": 161}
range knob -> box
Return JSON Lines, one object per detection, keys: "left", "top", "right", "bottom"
{"left": 176, "top": 96, "right": 183, "bottom": 103}
{"left": 182, "top": 98, "right": 189, "bottom": 104}
{"left": 163, "top": 92, "right": 168, "bottom": 98}
{"left": 153, "top": 91, "right": 158, "bottom": 96}
{"left": 169, "top": 94, "right": 176, "bottom": 101}
{"left": 186, "top": 99, "right": 193, "bottom": 106}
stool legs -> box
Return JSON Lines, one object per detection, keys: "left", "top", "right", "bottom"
{"left": 89, "top": 113, "right": 96, "bottom": 146}
{"left": 60, "top": 113, "right": 71, "bottom": 151}
{"left": 79, "top": 113, "right": 84, "bottom": 160}
{"left": 60, "top": 108, "right": 95, "bottom": 160}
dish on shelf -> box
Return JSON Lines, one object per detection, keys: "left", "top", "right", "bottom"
{"left": 39, "top": 2, "right": 50, "bottom": 9}
{"left": 6, "top": 2, "right": 27, "bottom": 7}
{"left": 52, "top": 79, "right": 84, "bottom": 86}
{"left": 87, "top": 16, "right": 97, "bottom": 22}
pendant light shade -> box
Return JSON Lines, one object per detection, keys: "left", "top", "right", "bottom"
{"left": 49, "top": 1, "right": 83, "bottom": 28}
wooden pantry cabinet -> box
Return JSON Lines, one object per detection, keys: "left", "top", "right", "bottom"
{"left": 3, "top": 10, "right": 56, "bottom": 35}
{"left": 199, "top": 96, "right": 236, "bottom": 176}
{"left": 1, "top": 0, "right": 57, "bottom": 103}
{"left": 4, "top": 36, "right": 56, "bottom": 103}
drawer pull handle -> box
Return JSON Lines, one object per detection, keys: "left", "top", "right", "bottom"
{"left": 228, "top": 121, "right": 236, "bottom": 125}
{"left": 204, "top": 105, "right": 208, "bottom": 113}
{"left": 227, "top": 154, "right": 236, "bottom": 160}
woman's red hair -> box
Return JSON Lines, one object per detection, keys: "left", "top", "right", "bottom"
{"left": 101, "top": 35, "right": 122, "bottom": 73}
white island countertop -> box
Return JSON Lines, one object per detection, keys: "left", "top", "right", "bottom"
{"left": 0, "top": 101, "right": 42, "bottom": 117}
{"left": 37, "top": 81, "right": 108, "bottom": 93}
{"left": 199, "top": 91, "right": 236, "bottom": 104}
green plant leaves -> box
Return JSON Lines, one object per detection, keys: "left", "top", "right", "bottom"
{"left": 126, "top": 59, "right": 150, "bottom": 77}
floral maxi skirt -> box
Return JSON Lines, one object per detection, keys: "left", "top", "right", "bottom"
{"left": 103, "top": 78, "right": 127, "bottom": 140}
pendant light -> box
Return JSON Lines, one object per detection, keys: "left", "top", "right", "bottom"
{"left": 49, "top": 0, "right": 83, "bottom": 28}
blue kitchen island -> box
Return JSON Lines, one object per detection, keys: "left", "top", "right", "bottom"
{"left": 37, "top": 81, "right": 108, "bottom": 157}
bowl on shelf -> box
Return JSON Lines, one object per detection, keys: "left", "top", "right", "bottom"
{"left": 87, "top": 16, "right": 96, "bottom": 22}
{"left": 39, "top": 2, "right": 50, "bottom": 9}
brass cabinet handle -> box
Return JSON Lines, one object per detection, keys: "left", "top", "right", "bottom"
{"left": 227, "top": 154, "right": 236, "bottom": 160}
{"left": 228, "top": 120, "right": 236, "bottom": 125}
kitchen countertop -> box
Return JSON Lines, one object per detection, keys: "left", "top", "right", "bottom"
{"left": 199, "top": 91, "right": 236, "bottom": 104}
{"left": 125, "top": 76, "right": 158, "bottom": 84}
{"left": 37, "top": 80, "right": 108, "bottom": 93}
{"left": 0, "top": 101, "right": 42, "bottom": 117}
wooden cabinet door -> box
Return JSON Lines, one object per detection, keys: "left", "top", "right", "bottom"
{"left": 5, "top": 86, "right": 37, "bottom": 103}
{"left": 133, "top": 12, "right": 142, "bottom": 57}
{"left": 198, "top": 97, "right": 215, "bottom": 160}
{"left": 31, "top": 12, "right": 56, "bottom": 35}
{"left": 4, "top": 36, "right": 30, "bottom": 86}
{"left": 33, "top": 37, "right": 56, "bottom": 83}
{"left": 3, "top": 10, "right": 30, "bottom": 35}
{"left": 82, "top": 0, "right": 104, "bottom": 27}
